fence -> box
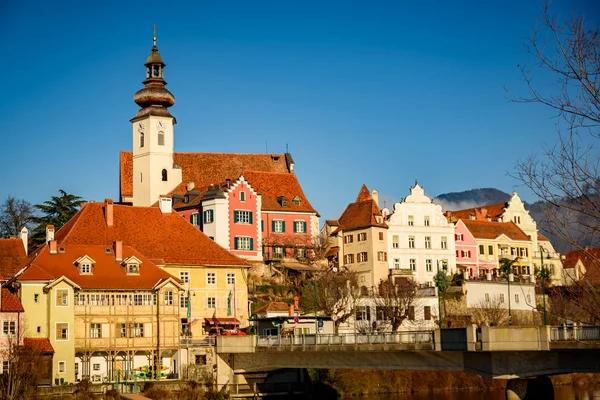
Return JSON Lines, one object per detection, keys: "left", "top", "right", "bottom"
{"left": 550, "top": 325, "right": 600, "bottom": 341}
{"left": 255, "top": 331, "right": 434, "bottom": 347}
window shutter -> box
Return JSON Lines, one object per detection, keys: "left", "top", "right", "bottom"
{"left": 303, "top": 221, "right": 307, "bottom": 233}
{"left": 203, "top": 211, "right": 207, "bottom": 223}
{"left": 234, "top": 237, "right": 239, "bottom": 250}
{"left": 250, "top": 238, "right": 254, "bottom": 250}
{"left": 282, "top": 221, "right": 286, "bottom": 232}
{"left": 234, "top": 211, "right": 239, "bottom": 223}
{"left": 261, "top": 220, "right": 264, "bottom": 232}
{"left": 293, "top": 222, "right": 297, "bottom": 233}
{"left": 249, "top": 212, "right": 253, "bottom": 225}
{"left": 190, "top": 214, "right": 194, "bottom": 224}
{"left": 272, "top": 221, "right": 276, "bottom": 231}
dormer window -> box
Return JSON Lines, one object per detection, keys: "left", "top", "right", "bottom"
{"left": 80, "top": 263, "right": 92, "bottom": 274}
{"left": 277, "top": 196, "right": 289, "bottom": 207}
{"left": 293, "top": 196, "right": 301, "bottom": 205}
{"left": 122, "top": 256, "right": 142, "bottom": 275}
{"left": 75, "top": 255, "right": 96, "bottom": 275}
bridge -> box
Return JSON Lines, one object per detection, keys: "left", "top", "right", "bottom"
{"left": 214, "top": 325, "right": 600, "bottom": 399}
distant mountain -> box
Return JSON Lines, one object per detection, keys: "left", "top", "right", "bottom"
{"left": 434, "top": 188, "right": 512, "bottom": 212}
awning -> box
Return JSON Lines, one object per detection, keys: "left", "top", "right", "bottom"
{"left": 204, "top": 318, "right": 240, "bottom": 325}
{"left": 325, "top": 247, "right": 340, "bottom": 258}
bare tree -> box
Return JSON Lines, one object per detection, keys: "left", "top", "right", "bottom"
{"left": 300, "top": 270, "right": 360, "bottom": 332}
{"left": 373, "top": 277, "right": 419, "bottom": 333}
{"left": 0, "top": 331, "right": 47, "bottom": 399}
{"left": 0, "top": 197, "right": 34, "bottom": 239}
{"left": 549, "top": 281, "right": 600, "bottom": 325}
{"left": 472, "top": 296, "right": 509, "bottom": 327}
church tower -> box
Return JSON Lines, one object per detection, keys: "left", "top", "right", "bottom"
{"left": 131, "top": 30, "right": 182, "bottom": 206}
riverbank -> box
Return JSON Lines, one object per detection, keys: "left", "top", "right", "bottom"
{"left": 307, "top": 369, "right": 600, "bottom": 398}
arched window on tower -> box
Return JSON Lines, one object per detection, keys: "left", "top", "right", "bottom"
{"left": 140, "top": 133, "right": 144, "bottom": 148}
{"left": 158, "top": 131, "right": 165, "bottom": 146}
{"left": 162, "top": 169, "right": 168, "bottom": 181}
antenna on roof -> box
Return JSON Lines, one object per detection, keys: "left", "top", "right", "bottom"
{"left": 286, "top": 143, "right": 289, "bottom": 153}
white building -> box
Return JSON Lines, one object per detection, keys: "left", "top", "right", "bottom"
{"left": 382, "top": 183, "right": 456, "bottom": 285}
{"left": 465, "top": 278, "right": 536, "bottom": 312}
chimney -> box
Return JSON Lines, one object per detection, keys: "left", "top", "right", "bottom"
{"left": 20, "top": 227, "right": 28, "bottom": 255}
{"left": 186, "top": 181, "right": 195, "bottom": 191}
{"left": 371, "top": 189, "right": 379, "bottom": 208}
{"left": 80, "top": 201, "right": 88, "bottom": 208}
{"left": 114, "top": 241, "right": 123, "bottom": 262}
{"left": 226, "top": 178, "right": 231, "bottom": 188}
{"left": 289, "top": 304, "right": 295, "bottom": 317}
{"left": 159, "top": 195, "right": 172, "bottom": 214}
{"left": 293, "top": 296, "right": 300, "bottom": 310}
{"left": 49, "top": 240, "right": 58, "bottom": 255}
{"left": 105, "top": 198, "right": 114, "bottom": 227}
{"left": 45, "top": 225, "right": 55, "bottom": 243}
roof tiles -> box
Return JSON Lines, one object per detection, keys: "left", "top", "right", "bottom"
{"left": 461, "top": 219, "right": 530, "bottom": 241}
{"left": 1, "top": 288, "right": 24, "bottom": 312}
{"left": 0, "top": 238, "right": 27, "bottom": 278}
{"left": 242, "top": 170, "right": 317, "bottom": 213}
{"left": 334, "top": 185, "right": 387, "bottom": 233}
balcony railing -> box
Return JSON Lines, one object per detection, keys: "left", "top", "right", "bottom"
{"left": 180, "top": 336, "right": 216, "bottom": 347}
{"left": 550, "top": 325, "right": 600, "bottom": 341}
{"left": 388, "top": 268, "right": 413, "bottom": 277}
{"left": 256, "top": 331, "right": 434, "bottom": 347}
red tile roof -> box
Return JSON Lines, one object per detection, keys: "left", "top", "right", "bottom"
{"left": 242, "top": 170, "right": 317, "bottom": 214}
{"left": 334, "top": 185, "right": 387, "bottom": 233}
{"left": 24, "top": 338, "right": 54, "bottom": 354}
{"left": 538, "top": 232, "right": 551, "bottom": 242}
{"left": 1, "top": 288, "right": 23, "bottom": 312}
{"left": 53, "top": 201, "right": 249, "bottom": 267}
{"left": 21, "top": 244, "right": 177, "bottom": 289}
{"left": 0, "top": 238, "right": 27, "bottom": 278}
{"left": 254, "top": 302, "right": 293, "bottom": 313}
{"left": 461, "top": 219, "right": 530, "bottom": 241}
{"left": 448, "top": 203, "right": 507, "bottom": 222}
{"left": 120, "top": 151, "right": 291, "bottom": 198}
{"left": 564, "top": 248, "right": 600, "bottom": 283}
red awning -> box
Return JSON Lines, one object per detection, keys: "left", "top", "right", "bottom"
{"left": 205, "top": 318, "right": 240, "bottom": 325}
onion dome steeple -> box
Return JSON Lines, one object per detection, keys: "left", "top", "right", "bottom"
{"left": 132, "top": 27, "right": 176, "bottom": 121}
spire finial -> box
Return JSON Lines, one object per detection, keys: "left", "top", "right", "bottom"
{"left": 153, "top": 24, "right": 157, "bottom": 46}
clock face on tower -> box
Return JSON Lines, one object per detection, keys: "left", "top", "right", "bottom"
{"left": 157, "top": 120, "right": 166, "bottom": 130}
{"left": 137, "top": 122, "right": 145, "bottom": 133}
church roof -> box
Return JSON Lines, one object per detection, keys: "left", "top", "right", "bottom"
{"left": 334, "top": 185, "right": 387, "bottom": 233}
{"left": 120, "top": 151, "right": 292, "bottom": 199}
{"left": 0, "top": 238, "right": 28, "bottom": 278}
{"left": 461, "top": 219, "right": 530, "bottom": 241}
{"left": 21, "top": 244, "right": 177, "bottom": 290}
{"left": 51, "top": 201, "right": 249, "bottom": 267}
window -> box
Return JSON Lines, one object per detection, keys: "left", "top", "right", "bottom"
{"left": 206, "top": 273, "right": 216, "bottom": 285}
{"left": 408, "top": 215, "right": 414, "bottom": 226}
{"left": 56, "top": 323, "right": 68, "bottom": 340}
{"left": 134, "top": 295, "right": 143, "bottom": 306}
{"left": 358, "top": 232, "right": 367, "bottom": 241}
{"left": 37, "top": 326, "right": 41, "bottom": 333}
{"left": 240, "top": 191, "right": 246, "bottom": 201}
{"left": 56, "top": 289, "right": 68, "bottom": 306}
{"left": 426, "top": 259, "right": 432, "bottom": 272}
{"left": 180, "top": 294, "right": 188, "bottom": 308}
{"left": 274, "top": 246, "right": 284, "bottom": 256}
{"left": 133, "top": 323, "right": 144, "bottom": 337}
{"left": 358, "top": 252, "right": 368, "bottom": 263}
{"left": 120, "top": 324, "right": 127, "bottom": 338}
{"left": 520, "top": 248, "right": 528, "bottom": 257}
{"left": 377, "top": 251, "right": 387, "bottom": 262}
{"left": 296, "top": 247, "right": 306, "bottom": 258}
{"left": 93, "top": 363, "right": 101, "bottom": 371}
{"left": 392, "top": 235, "right": 399, "bottom": 248}
{"left": 515, "top": 294, "right": 520, "bottom": 304}
{"left": 207, "top": 297, "right": 216, "bottom": 309}
{"left": 140, "top": 133, "right": 144, "bottom": 148}
{"left": 162, "top": 169, "right": 168, "bottom": 181}
{"left": 293, "top": 197, "right": 301, "bottom": 205}
{"left": 424, "top": 216, "right": 430, "bottom": 226}
{"left": 127, "top": 263, "right": 139, "bottom": 274}
{"left": 234, "top": 210, "right": 252, "bottom": 224}
{"left": 479, "top": 245, "right": 485, "bottom": 255}
{"left": 344, "top": 235, "right": 353, "bottom": 244}
{"left": 234, "top": 236, "right": 253, "bottom": 250}
{"left": 190, "top": 213, "right": 200, "bottom": 226}
{"left": 227, "top": 273, "right": 236, "bottom": 285}
{"left": 34, "top": 294, "right": 39, "bottom": 303}
{"left": 441, "top": 236, "right": 447, "bottom": 249}
{"left": 464, "top": 250, "right": 471, "bottom": 258}
{"left": 409, "top": 259, "right": 416, "bottom": 271}
{"left": 158, "top": 131, "right": 165, "bottom": 145}
{"left": 90, "top": 323, "right": 101, "bottom": 338}
{"left": 164, "top": 290, "right": 173, "bottom": 305}
{"left": 294, "top": 220, "right": 307, "bottom": 233}
{"left": 500, "top": 294, "right": 505, "bottom": 302}
{"left": 485, "top": 293, "right": 490, "bottom": 302}
{"left": 488, "top": 245, "right": 494, "bottom": 255}
{"left": 2, "top": 321, "right": 15, "bottom": 336}
{"left": 345, "top": 254, "right": 354, "bottom": 264}
{"left": 455, "top": 233, "right": 463, "bottom": 242}
{"left": 379, "top": 232, "right": 384, "bottom": 241}
{"left": 424, "top": 306, "right": 431, "bottom": 321}
{"left": 408, "top": 306, "right": 415, "bottom": 321}
{"left": 203, "top": 210, "right": 213, "bottom": 224}
{"left": 425, "top": 236, "right": 431, "bottom": 249}
{"left": 58, "top": 361, "right": 66, "bottom": 374}
{"left": 195, "top": 355, "right": 207, "bottom": 365}
{"left": 179, "top": 271, "right": 189, "bottom": 284}
{"left": 393, "top": 258, "right": 400, "bottom": 268}
{"left": 408, "top": 236, "right": 415, "bottom": 249}
{"left": 261, "top": 220, "right": 264, "bottom": 232}
{"left": 80, "top": 263, "right": 92, "bottom": 274}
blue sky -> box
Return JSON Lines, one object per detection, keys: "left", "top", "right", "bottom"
{"left": 1, "top": 0, "right": 598, "bottom": 221}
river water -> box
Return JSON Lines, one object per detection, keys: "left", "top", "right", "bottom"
{"left": 350, "top": 385, "right": 600, "bottom": 399}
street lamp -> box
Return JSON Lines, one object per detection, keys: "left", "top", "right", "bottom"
{"left": 539, "top": 246, "right": 549, "bottom": 326}
{"left": 499, "top": 259, "right": 514, "bottom": 326}
{"left": 436, "top": 260, "right": 448, "bottom": 330}
{"left": 186, "top": 289, "right": 195, "bottom": 334}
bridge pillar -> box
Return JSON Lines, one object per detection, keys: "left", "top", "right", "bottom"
{"left": 506, "top": 376, "right": 553, "bottom": 400}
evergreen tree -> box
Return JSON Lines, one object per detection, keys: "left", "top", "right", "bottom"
{"left": 30, "top": 190, "right": 83, "bottom": 246}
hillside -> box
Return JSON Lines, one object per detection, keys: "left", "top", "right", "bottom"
{"left": 434, "top": 188, "right": 511, "bottom": 212}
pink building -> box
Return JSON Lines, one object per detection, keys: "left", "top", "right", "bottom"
{"left": 453, "top": 220, "right": 481, "bottom": 277}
